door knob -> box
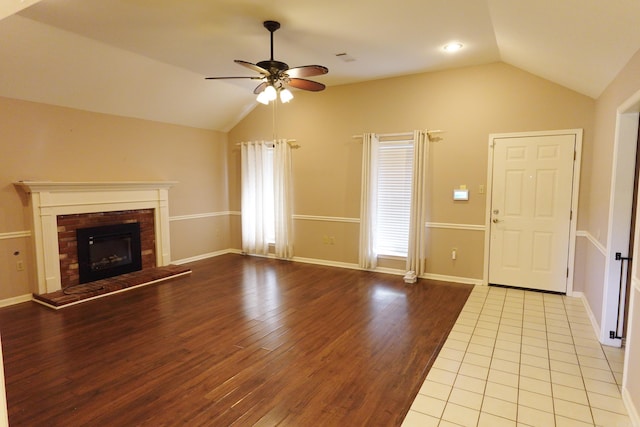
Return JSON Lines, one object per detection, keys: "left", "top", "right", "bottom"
{"left": 492, "top": 218, "right": 501, "bottom": 223}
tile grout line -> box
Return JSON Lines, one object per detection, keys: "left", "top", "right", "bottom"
{"left": 461, "top": 286, "right": 487, "bottom": 426}
{"left": 566, "top": 295, "right": 597, "bottom": 426}
{"left": 517, "top": 290, "right": 525, "bottom": 427}
{"left": 476, "top": 287, "right": 498, "bottom": 427}
{"left": 545, "top": 294, "right": 557, "bottom": 426}
{"left": 403, "top": 287, "right": 631, "bottom": 427}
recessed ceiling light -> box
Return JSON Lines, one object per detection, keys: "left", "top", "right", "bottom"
{"left": 443, "top": 42, "right": 463, "bottom": 53}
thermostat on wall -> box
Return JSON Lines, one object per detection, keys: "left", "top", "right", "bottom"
{"left": 453, "top": 187, "right": 469, "bottom": 201}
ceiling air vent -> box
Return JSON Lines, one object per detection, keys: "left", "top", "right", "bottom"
{"left": 335, "top": 52, "right": 356, "bottom": 62}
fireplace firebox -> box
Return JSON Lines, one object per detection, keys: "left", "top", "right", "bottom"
{"left": 77, "top": 223, "right": 143, "bottom": 284}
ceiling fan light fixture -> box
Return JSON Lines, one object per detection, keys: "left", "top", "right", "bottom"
{"left": 206, "top": 21, "right": 328, "bottom": 101}
{"left": 264, "top": 85, "right": 277, "bottom": 101}
{"left": 256, "top": 90, "right": 270, "bottom": 105}
{"left": 280, "top": 88, "right": 294, "bottom": 103}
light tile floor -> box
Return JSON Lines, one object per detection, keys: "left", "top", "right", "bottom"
{"left": 402, "top": 285, "right": 632, "bottom": 427}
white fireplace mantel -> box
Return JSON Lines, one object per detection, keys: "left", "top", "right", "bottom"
{"left": 14, "top": 181, "right": 177, "bottom": 294}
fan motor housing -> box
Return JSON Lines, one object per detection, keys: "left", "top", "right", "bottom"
{"left": 257, "top": 60, "right": 289, "bottom": 75}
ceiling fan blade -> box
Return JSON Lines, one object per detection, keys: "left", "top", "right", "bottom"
{"left": 253, "top": 82, "right": 269, "bottom": 94}
{"left": 205, "top": 76, "right": 262, "bottom": 80}
{"left": 234, "top": 59, "right": 270, "bottom": 76}
{"left": 287, "top": 78, "right": 326, "bottom": 92}
{"left": 286, "top": 65, "right": 329, "bottom": 78}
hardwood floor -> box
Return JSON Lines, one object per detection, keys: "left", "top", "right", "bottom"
{"left": 0, "top": 254, "right": 472, "bottom": 426}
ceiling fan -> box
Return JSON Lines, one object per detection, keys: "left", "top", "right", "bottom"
{"left": 206, "top": 20, "right": 328, "bottom": 104}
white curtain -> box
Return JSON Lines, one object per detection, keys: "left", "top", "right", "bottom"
{"left": 273, "top": 139, "right": 294, "bottom": 259}
{"left": 241, "top": 141, "right": 271, "bottom": 256}
{"left": 406, "top": 130, "right": 430, "bottom": 276}
{"left": 359, "top": 133, "right": 379, "bottom": 269}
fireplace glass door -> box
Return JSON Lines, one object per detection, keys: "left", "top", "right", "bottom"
{"left": 76, "top": 222, "right": 143, "bottom": 283}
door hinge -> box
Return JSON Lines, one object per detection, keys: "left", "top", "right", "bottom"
{"left": 567, "top": 268, "right": 569, "bottom": 278}
{"left": 570, "top": 210, "right": 572, "bottom": 220}
{"left": 574, "top": 151, "right": 576, "bottom": 160}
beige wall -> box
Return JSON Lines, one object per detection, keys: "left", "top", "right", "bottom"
{"left": 590, "top": 50, "right": 640, "bottom": 245}
{"left": 574, "top": 237, "right": 605, "bottom": 322}
{"left": 583, "top": 47, "right": 640, "bottom": 423}
{"left": 0, "top": 96, "right": 230, "bottom": 299}
{"left": 573, "top": 47, "right": 640, "bottom": 336}
{"left": 229, "top": 62, "right": 595, "bottom": 280}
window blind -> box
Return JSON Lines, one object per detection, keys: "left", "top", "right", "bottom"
{"left": 376, "top": 140, "right": 414, "bottom": 256}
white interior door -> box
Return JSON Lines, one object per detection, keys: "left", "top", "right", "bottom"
{"left": 488, "top": 134, "right": 576, "bottom": 292}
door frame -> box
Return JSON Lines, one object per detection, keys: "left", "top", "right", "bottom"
{"left": 483, "top": 129, "right": 583, "bottom": 295}
{"left": 601, "top": 94, "right": 640, "bottom": 347}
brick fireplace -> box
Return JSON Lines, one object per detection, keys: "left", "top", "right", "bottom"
{"left": 15, "top": 181, "right": 176, "bottom": 294}
{"left": 58, "top": 209, "right": 156, "bottom": 289}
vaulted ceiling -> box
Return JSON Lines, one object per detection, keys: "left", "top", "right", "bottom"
{"left": 1, "top": 0, "right": 639, "bottom": 132}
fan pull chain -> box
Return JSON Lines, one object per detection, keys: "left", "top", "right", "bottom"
{"left": 272, "top": 98, "right": 278, "bottom": 141}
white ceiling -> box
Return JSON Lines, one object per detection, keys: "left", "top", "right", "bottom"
{"left": 1, "top": 0, "right": 639, "bottom": 132}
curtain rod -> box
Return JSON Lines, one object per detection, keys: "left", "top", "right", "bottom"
{"left": 235, "top": 139, "right": 298, "bottom": 146}
{"left": 351, "top": 130, "right": 443, "bottom": 139}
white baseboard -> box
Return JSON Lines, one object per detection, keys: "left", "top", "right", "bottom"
{"left": 291, "top": 256, "right": 361, "bottom": 271}
{"left": 175, "top": 251, "right": 484, "bottom": 286}
{"left": 171, "top": 249, "right": 242, "bottom": 265}
{"left": 292, "top": 256, "right": 483, "bottom": 286}
{"left": 573, "top": 291, "right": 604, "bottom": 344}
{"left": 175, "top": 252, "right": 384, "bottom": 276}
{"left": 374, "top": 266, "right": 405, "bottom": 276}
{"left": 0, "top": 294, "right": 32, "bottom": 308}
{"left": 622, "top": 386, "right": 640, "bottom": 427}
{"left": 421, "top": 272, "right": 484, "bottom": 286}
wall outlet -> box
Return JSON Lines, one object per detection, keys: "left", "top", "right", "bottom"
{"left": 323, "top": 235, "right": 336, "bottom": 245}
{"left": 451, "top": 249, "right": 457, "bottom": 260}
{"left": 16, "top": 260, "right": 24, "bottom": 271}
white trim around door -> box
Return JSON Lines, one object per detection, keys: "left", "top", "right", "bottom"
{"left": 483, "top": 129, "right": 582, "bottom": 296}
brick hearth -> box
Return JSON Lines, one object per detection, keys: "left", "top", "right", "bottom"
{"left": 33, "top": 265, "right": 192, "bottom": 309}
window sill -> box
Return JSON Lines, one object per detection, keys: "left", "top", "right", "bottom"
{"left": 377, "top": 254, "right": 407, "bottom": 261}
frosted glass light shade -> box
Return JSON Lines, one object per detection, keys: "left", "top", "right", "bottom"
{"left": 280, "top": 88, "right": 293, "bottom": 103}
{"left": 264, "top": 85, "right": 277, "bottom": 101}
{"left": 256, "top": 91, "right": 270, "bottom": 104}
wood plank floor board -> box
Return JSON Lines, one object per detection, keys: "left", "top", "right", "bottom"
{"left": 0, "top": 254, "right": 472, "bottom": 426}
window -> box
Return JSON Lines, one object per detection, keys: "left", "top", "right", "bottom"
{"left": 375, "top": 138, "right": 414, "bottom": 257}
{"left": 360, "top": 130, "right": 428, "bottom": 273}
{"left": 241, "top": 140, "right": 294, "bottom": 258}
{"left": 240, "top": 142, "right": 275, "bottom": 254}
